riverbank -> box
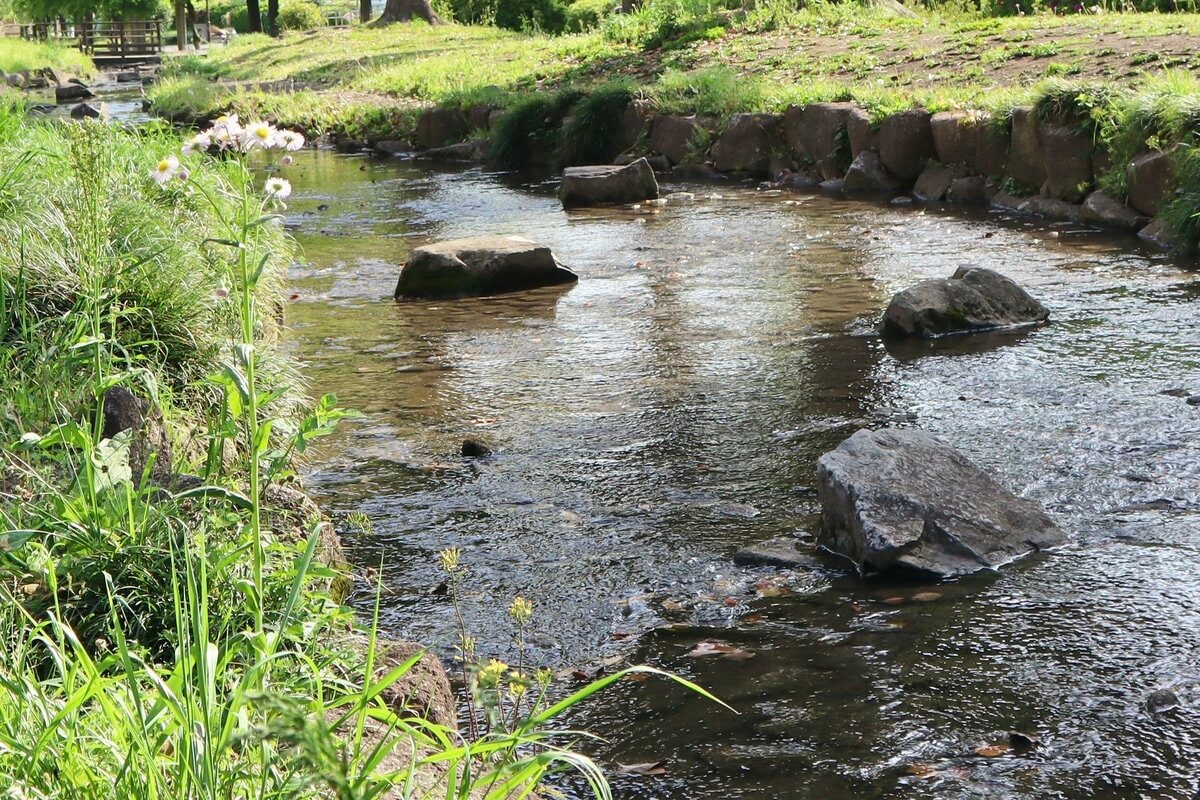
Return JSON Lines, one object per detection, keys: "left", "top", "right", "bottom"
{"left": 0, "top": 38, "right": 92, "bottom": 77}
{"left": 0, "top": 108, "right": 650, "bottom": 798}
{"left": 147, "top": 9, "right": 1200, "bottom": 252}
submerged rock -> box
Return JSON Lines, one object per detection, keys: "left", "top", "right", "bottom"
{"left": 734, "top": 536, "right": 824, "bottom": 569}
{"left": 461, "top": 438, "right": 492, "bottom": 457}
{"left": 816, "top": 428, "right": 1064, "bottom": 577}
{"left": 559, "top": 158, "right": 659, "bottom": 209}
{"left": 879, "top": 267, "right": 1049, "bottom": 339}
{"left": 395, "top": 235, "right": 577, "bottom": 300}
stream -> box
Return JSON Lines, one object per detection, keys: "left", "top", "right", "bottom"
{"left": 277, "top": 148, "right": 1200, "bottom": 800}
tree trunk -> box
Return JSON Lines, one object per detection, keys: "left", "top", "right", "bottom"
{"left": 175, "top": 0, "right": 187, "bottom": 51}
{"left": 359, "top": 0, "right": 372, "bottom": 23}
{"left": 267, "top": 0, "right": 279, "bottom": 34}
{"left": 246, "top": 0, "right": 263, "bottom": 32}
{"left": 371, "top": 0, "right": 443, "bottom": 25}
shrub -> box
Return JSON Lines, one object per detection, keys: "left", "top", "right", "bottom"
{"left": 278, "top": 0, "right": 327, "bottom": 30}
{"left": 494, "top": 0, "right": 568, "bottom": 32}
{"left": 566, "top": 0, "right": 616, "bottom": 32}
{"left": 490, "top": 90, "right": 583, "bottom": 168}
{"left": 560, "top": 82, "right": 637, "bottom": 165}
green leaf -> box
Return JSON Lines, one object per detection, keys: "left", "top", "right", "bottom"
{"left": 0, "top": 529, "right": 41, "bottom": 552}
{"left": 172, "top": 484, "right": 254, "bottom": 510}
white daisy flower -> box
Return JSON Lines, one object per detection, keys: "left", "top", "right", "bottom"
{"left": 264, "top": 177, "right": 292, "bottom": 200}
{"left": 210, "top": 114, "right": 244, "bottom": 150}
{"left": 277, "top": 129, "right": 305, "bottom": 151}
{"left": 242, "top": 121, "right": 277, "bottom": 151}
{"left": 182, "top": 131, "right": 212, "bottom": 154}
{"left": 151, "top": 155, "right": 179, "bottom": 186}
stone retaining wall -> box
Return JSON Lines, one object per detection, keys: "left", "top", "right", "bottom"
{"left": 377, "top": 99, "right": 1183, "bottom": 252}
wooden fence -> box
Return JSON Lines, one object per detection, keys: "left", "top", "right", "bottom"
{"left": 20, "top": 20, "right": 162, "bottom": 61}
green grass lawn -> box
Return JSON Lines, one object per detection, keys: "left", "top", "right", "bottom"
{"left": 0, "top": 37, "right": 93, "bottom": 76}
{"left": 164, "top": 8, "right": 1200, "bottom": 111}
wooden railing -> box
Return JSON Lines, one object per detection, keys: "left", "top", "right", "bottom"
{"left": 21, "top": 20, "right": 162, "bottom": 61}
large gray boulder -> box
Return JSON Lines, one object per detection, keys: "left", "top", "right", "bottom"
{"left": 785, "top": 102, "right": 854, "bottom": 180}
{"left": 843, "top": 151, "right": 902, "bottom": 195}
{"left": 879, "top": 267, "right": 1049, "bottom": 338}
{"left": 710, "top": 113, "right": 782, "bottom": 175}
{"left": 817, "top": 428, "right": 1065, "bottom": 577}
{"left": 1008, "top": 107, "right": 1045, "bottom": 192}
{"left": 55, "top": 82, "right": 93, "bottom": 103}
{"left": 878, "top": 109, "right": 935, "bottom": 183}
{"left": 1081, "top": 190, "right": 1149, "bottom": 232}
{"left": 650, "top": 114, "right": 701, "bottom": 165}
{"left": 1127, "top": 150, "right": 1174, "bottom": 217}
{"left": 415, "top": 107, "right": 468, "bottom": 150}
{"left": 1038, "top": 122, "right": 1092, "bottom": 202}
{"left": 394, "top": 235, "right": 577, "bottom": 300}
{"left": 559, "top": 158, "right": 658, "bottom": 208}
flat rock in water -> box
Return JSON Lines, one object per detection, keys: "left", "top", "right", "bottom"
{"left": 734, "top": 536, "right": 823, "bottom": 569}
{"left": 816, "top": 428, "right": 1064, "bottom": 577}
{"left": 879, "top": 266, "right": 1049, "bottom": 339}
{"left": 559, "top": 158, "right": 659, "bottom": 209}
{"left": 394, "top": 235, "right": 577, "bottom": 300}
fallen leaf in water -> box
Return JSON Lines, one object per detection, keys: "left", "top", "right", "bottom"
{"left": 882, "top": 596, "right": 907, "bottom": 605}
{"left": 634, "top": 260, "right": 647, "bottom": 268}
{"left": 624, "top": 672, "right": 650, "bottom": 682}
{"left": 661, "top": 599, "right": 686, "bottom": 612}
{"left": 903, "top": 763, "right": 939, "bottom": 778}
{"left": 724, "top": 597, "right": 739, "bottom": 607}
{"left": 912, "top": 592, "right": 943, "bottom": 602}
{"left": 686, "top": 640, "right": 755, "bottom": 660}
{"left": 687, "top": 640, "right": 736, "bottom": 657}
{"left": 754, "top": 577, "right": 791, "bottom": 598}
{"left": 618, "top": 761, "right": 668, "bottom": 776}
{"left": 974, "top": 743, "right": 1011, "bottom": 758}
{"left": 611, "top": 632, "right": 632, "bottom": 640}
{"left": 742, "top": 613, "right": 765, "bottom": 624}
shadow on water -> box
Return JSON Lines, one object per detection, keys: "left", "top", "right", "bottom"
{"left": 281, "top": 150, "right": 1200, "bottom": 800}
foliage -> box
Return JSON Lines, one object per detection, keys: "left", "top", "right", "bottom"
{"left": 560, "top": 81, "right": 636, "bottom": 165}
{"left": 490, "top": 89, "right": 582, "bottom": 168}
{"left": 278, "top": 0, "right": 326, "bottom": 30}
{"left": 9, "top": 0, "right": 164, "bottom": 21}
{"left": 565, "top": 0, "right": 614, "bottom": 32}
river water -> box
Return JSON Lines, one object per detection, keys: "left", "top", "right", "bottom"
{"left": 278, "top": 149, "right": 1200, "bottom": 800}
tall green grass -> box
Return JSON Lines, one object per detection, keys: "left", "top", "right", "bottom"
{"left": 0, "top": 110, "right": 724, "bottom": 799}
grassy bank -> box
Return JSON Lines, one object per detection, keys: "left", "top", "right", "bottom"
{"left": 0, "top": 37, "right": 93, "bottom": 76}
{"left": 0, "top": 105, "right": 710, "bottom": 797}
{"left": 154, "top": 6, "right": 1200, "bottom": 125}
{"left": 147, "top": 6, "right": 1200, "bottom": 249}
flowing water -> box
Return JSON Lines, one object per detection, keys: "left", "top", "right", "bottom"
{"left": 278, "top": 149, "right": 1200, "bottom": 800}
